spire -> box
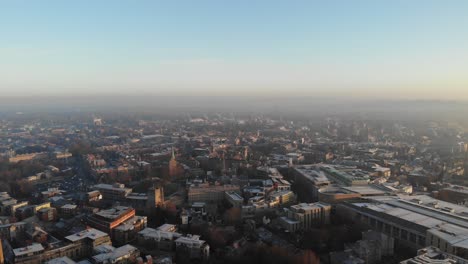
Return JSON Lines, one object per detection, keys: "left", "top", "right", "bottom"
{"left": 171, "top": 147, "right": 176, "bottom": 160}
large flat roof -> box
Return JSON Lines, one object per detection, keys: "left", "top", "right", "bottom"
{"left": 93, "top": 183, "right": 132, "bottom": 193}
{"left": 95, "top": 206, "right": 134, "bottom": 220}
{"left": 350, "top": 195, "right": 468, "bottom": 249}
{"left": 341, "top": 186, "right": 387, "bottom": 196}
{"left": 65, "top": 228, "right": 108, "bottom": 242}
{"left": 45, "top": 257, "right": 77, "bottom": 264}
{"left": 13, "top": 243, "right": 44, "bottom": 257}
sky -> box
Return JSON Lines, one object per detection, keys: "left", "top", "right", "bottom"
{"left": 1, "top": 0, "right": 468, "bottom": 100}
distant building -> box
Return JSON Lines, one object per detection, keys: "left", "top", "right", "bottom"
{"left": 188, "top": 183, "right": 239, "bottom": 204}
{"left": 55, "top": 152, "right": 72, "bottom": 160}
{"left": 92, "top": 184, "right": 132, "bottom": 203}
{"left": 138, "top": 224, "right": 210, "bottom": 260}
{"left": 8, "top": 152, "right": 47, "bottom": 163}
{"left": 168, "top": 148, "right": 181, "bottom": 178}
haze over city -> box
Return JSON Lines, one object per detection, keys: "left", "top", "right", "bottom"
{"left": 2, "top": 0, "right": 468, "bottom": 100}
{"left": 3, "top": 2, "right": 468, "bottom": 264}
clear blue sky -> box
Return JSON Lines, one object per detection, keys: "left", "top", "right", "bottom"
{"left": 1, "top": 0, "right": 468, "bottom": 99}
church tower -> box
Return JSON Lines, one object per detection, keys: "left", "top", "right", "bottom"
{"left": 146, "top": 186, "right": 165, "bottom": 213}
{"left": 464, "top": 143, "right": 468, "bottom": 180}
{"left": 169, "top": 147, "right": 179, "bottom": 177}
{"left": 0, "top": 238, "right": 4, "bottom": 264}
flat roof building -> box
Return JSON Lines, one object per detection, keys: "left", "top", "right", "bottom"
{"left": 337, "top": 195, "right": 468, "bottom": 258}
{"left": 188, "top": 183, "right": 239, "bottom": 204}
{"left": 280, "top": 202, "right": 331, "bottom": 232}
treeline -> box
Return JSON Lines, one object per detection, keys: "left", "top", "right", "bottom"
{"left": 0, "top": 159, "right": 44, "bottom": 194}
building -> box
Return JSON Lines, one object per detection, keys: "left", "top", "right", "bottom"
{"left": 337, "top": 195, "right": 468, "bottom": 258}
{"left": 45, "top": 257, "right": 76, "bottom": 264}
{"left": 292, "top": 165, "right": 331, "bottom": 202}
{"left": 138, "top": 226, "right": 182, "bottom": 252}
{"left": 87, "top": 206, "right": 137, "bottom": 234}
{"left": 59, "top": 204, "right": 77, "bottom": 218}
{"left": 92, "top": 244, "right": 140, "bottom": 264}
{"left": 113, "top": 215, "right": 147, "bottom": 245}
{"left": 92, "top": 184, "right": 132, "bottom": 203}
{"left": 188, "top": 183, "right": 240, "bottom": 204}
{"left": 320, "top": 165, "right": 370, "bottom": 186}
{"left": 138, "top": 224, "right": 209, "bottom": 260}
{"left": 15, "top": 202, "right": 51, "bottom": 220}
{"left": 12, "top": 228, "right": 111, "bottom": 264}
{"left": 13, "top": 243, "right": 45, "bottom": 264}
{"left": 280, "top": 202, "right": 331, "bottom": 232}
{"left": 8, "top": 152, "right": 47, "bottom": 163}
{"left": 92, "top": 184, "right": 164, "bottom": 214}
{"left": 86, "top": 191, "right": 102, "bottom": 203}
{"left": 318, "top": 185, "right": 389, "bottom": 204}
{"left": 64, "top": 228, "right": 112, "bottom": 256}
{"left": 168, "top": 148, "right": 181, "bottom": 178}
{"left": 400, "top": 246, "right": 468, "bottom": 264}
{"left": 175, "top": 235, "right": 210, "bottom": 260}
{"left": 87, "top": 206, "right": 146, "bottom": 244}
{"left": 0, "top": 222, "right": 26, "bottom": 241}
{"left": 55, "top": 152, "right": 72, "bottom": 160}
{"left": 225, "top": 191, "right": 244, "bottom": 208}
{"left": 37, "top": 207, "right": 57, "bottom": 222}
{"left": 437, "top": 185, "right": 468, "bottom": 206}
{"left": 146, "top": 186, "right": 165, "bottom": 211}
{"left": 267, "top": 190, "right": 295, "bottom": 208}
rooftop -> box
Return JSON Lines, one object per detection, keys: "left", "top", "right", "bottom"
{"left": 175, "top": 235, "right": 206, "bottom": 247}
{"left": 293, "top": 165, "right": 330, "bottom": 185}
{"left": 225, "top": 191, "right": 243, "bottom": 201}
{"left": 92, "top": 245, "right": 139, "bottom": 263}
{"left": 95, "top": 206, "right": 134, "bottom": 220}
{"left": 65, "top": 228, "right": 108, "bottom": 242}
{"left": 341, "top": 185, "right": 387, "bottom": 196}
{"left": 114, "top": 216, "right": 147, "bottom": 231}
{"left": 45, "top": 257, "right": 77, "bottom": 264}
{"left": 400, "top": 246, "right": 464, "bottom": 264}
{"left": 138, "top": 227, "right": 182, "bottom": 241}
{"left": 290, "top": 202, "right": 331, "bottom": 212}
{"left": 13, "top": 243, "right": 44, "bottom": 257}
{"left": 93, "top": 183, "right": 132, "bottom": 193}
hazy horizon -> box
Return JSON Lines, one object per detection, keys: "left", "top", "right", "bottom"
{"left": 2, "top": 1, "right": 468, "bottom": 100}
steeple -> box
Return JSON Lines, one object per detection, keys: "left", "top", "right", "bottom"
{"left": 169, "top": 147, "right": 179, "bottom": 177}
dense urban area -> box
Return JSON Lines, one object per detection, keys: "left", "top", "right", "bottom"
{"left": 1, "top": 109, "right": 468, "bottom": 264}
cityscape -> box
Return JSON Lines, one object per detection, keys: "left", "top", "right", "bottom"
{"left": 2, "top": 1, "right": 468, "bottom": 264}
